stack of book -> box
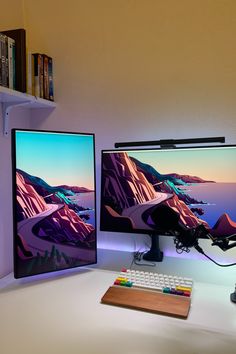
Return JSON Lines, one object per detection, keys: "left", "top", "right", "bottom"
{"left": 27, "top": 53, "right": 54, "bottom": 101}
{"left": 0, "top": 32, "right": 16, "bottom": 90}
{"left": 0, "top": 29, "right": 54, "bottom": 101}
{"left": 0, "top": 29, "right": 26, "bottom": 93}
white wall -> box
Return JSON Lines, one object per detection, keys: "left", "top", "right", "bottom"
{"left": 1, "top": 0, "right": 236, "bottom": 277}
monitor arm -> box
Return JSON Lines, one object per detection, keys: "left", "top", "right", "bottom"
{"left": 210, "top": 235, "right": 236, "bottom": 251}
{"left": 150, "top": 204, "right": 236, "bottom": 303}
{"left": 173, "top": 223, "right": 236, "bottom": 253}
{"left": 150, "top": 204, "right": 236, "bottom": 254}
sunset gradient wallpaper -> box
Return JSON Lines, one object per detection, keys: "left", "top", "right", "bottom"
{"left": 12, "top": 129, "right": 96, "bottom": 278}
{"left": 101, "top": 146, "right": 236, "bottom": 239}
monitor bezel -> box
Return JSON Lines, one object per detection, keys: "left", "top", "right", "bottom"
{"left": 100, "top": 143, "right": 236, "bottom": 240}
{"left": 12, "top": 128, "right": 97, "bottom": 279}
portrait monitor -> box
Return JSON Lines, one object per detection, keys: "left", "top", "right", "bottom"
{"left": 100, "top": 145, "right": 236, "bottom": 260}
{"left": 12, "top": 129, "right": 96, "bottom": 278}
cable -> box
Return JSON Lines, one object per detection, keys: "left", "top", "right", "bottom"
{"left": 194, "top": 244, "right": 236, "bottom": 267}
{"left": 133, "top": 250, "right": 156, "bottom": 267}
{"left": 130, "top": 238, "right": 156, "bottom": 268}
{"left": 133, "top": 251, "right": 156, "bottom": 267}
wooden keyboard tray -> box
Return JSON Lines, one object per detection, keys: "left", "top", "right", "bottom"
{"left": 101, "top": 286, "right": 191, "bottom": 319}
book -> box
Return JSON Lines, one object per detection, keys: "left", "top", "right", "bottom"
{"left": 32, "top": 53, "right": 43, "bottom": 97}
{"left": 27, "top": 52, "right": 34, "bottom": 95}
{"left": 2, "top": 29, "right": 26, "bottom": 92}
{"left": 5, "top": 35, "right": 9, "bottom": 88}
{"left": 48, "top": 56, "right": 54, "bottom": 101}
{"left": 32, "top": 53, "right": 54, "bottom": 100}
{"left": 39, "top": 54, "right": 44, "bottom": 98}
{"left": 0, "top": 34, "right": 3, "bottom": 86}
{"left": 43, "top": 54, "right": 49, "bottom": 100}
{"left": 0, "top": 33, "right": 8, "bottom": 87}
{"left": 8, "top": 36, "right": 16, "bottom": 89}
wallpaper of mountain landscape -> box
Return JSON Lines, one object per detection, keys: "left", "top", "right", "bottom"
{"left": 101, "top": 148, "right": 236, "bottom": 239}
{"left": 13, "top": 130, "right": 96, "bottom": 278}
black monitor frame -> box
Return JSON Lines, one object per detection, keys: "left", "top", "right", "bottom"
{"left": 12, "top": 128, "right": 97, "bottom": 278}
{"left": 100, "top": 141, "right": 236, "bottom": 261}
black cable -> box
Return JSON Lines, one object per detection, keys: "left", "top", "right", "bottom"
{"left": 133, "top": 251, "right": 156, "bottom": 267}
{"left": 194, "top": 244, "right": 236, "bottom": 267}
{"left": 132, "top": 248, "right": 156, "bottom": 266}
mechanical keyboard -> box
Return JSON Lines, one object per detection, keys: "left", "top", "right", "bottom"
{"left": 114, "top": 268, "right": 193, "bottom": 297}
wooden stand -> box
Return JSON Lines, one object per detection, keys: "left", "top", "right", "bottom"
{"left": 101, "top": 286, "right": 191, "bottom": 319}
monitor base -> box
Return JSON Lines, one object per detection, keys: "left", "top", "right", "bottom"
{"left": 142, "top": 249, "right": 163, "bottom": 262}
{"left": 230, "top": 291, "right": 236, "bottom": 303}
{"left": 142, "top": 233, "right": 164, "bottom": 262}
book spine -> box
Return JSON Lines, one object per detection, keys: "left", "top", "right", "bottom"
{"left": 1, "top": 34, "right": 8, "bottom": 87}
{"left": 27, "top": 52, "right": 34, "bottom": 95}
{"left": 48, "top": 56, "right": 54, "bottom": 101}
{"left": 43, "top": 54, "right": 49, "bottom": 100}
{"left": 0, "top": 34, "right": 2, "bottom": 86}
{"left": 12, "top": 38, "right": 16, "bottom": 89}
{"left": 5, "top": 35, "right": 9, "bottom": 87}
{"left": 39, "top": 54, "right": 44, "bottom": 98}
{"left": 8, "top": 36, "right": 15, "bottom": 89}
{"left": 2, "top": 28, "right": 26, "bottom": 92}
{"left": 33, "top": 53, "right": 42, "bottom": 97}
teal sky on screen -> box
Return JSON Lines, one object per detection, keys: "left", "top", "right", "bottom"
{"left": 128, "top": 147, "right": 236, "bottom": 183}
{"left": 15, "top": 131, "right": 95, "bottom": 189}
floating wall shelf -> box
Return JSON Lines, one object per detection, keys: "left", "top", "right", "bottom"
{"left": 0, "top": 86, "right": 56, "bottom": 136}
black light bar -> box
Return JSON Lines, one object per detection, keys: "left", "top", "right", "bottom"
{"left": 114, "top": 137, "right": 225, "bottom": 148}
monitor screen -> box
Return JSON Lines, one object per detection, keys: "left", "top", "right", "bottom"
{"left": 12, "top": 129, "right": 97, "bottom": 278}
{"left": 100, "top": 145, "right": 236, "bottom": 242}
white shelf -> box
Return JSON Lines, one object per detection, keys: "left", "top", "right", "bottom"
{"left": 0, "top": 86, "right": 56, "bottom": 136}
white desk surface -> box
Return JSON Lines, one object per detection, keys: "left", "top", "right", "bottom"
{"left": 0, "top": 250, "right": 236, "bottom": 354}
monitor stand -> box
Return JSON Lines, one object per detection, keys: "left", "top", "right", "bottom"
{"left": 142, "top": 233, "right": 163, "bottom": 262}
{"left": 230, "top": 285, "right": 236, "bottom": 303}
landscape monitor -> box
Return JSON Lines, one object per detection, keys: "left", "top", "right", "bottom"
{"left": 12, "top": 129, "right": 96, "bottom": 278}
{"left": 100, "top": 145, "right": 236, "bottom": 260}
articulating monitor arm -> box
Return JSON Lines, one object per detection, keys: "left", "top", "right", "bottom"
{"left": 150, "top": 204, "right": 236, "bottom": 256}
{"left": 173, "top": 223, "right": 236, "bottom": 253}
{"left": 210, "top": 234, "right": 236, "bottom": 251}
{"left": 150, "top": 204, "right": 236, "bottom": 303}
